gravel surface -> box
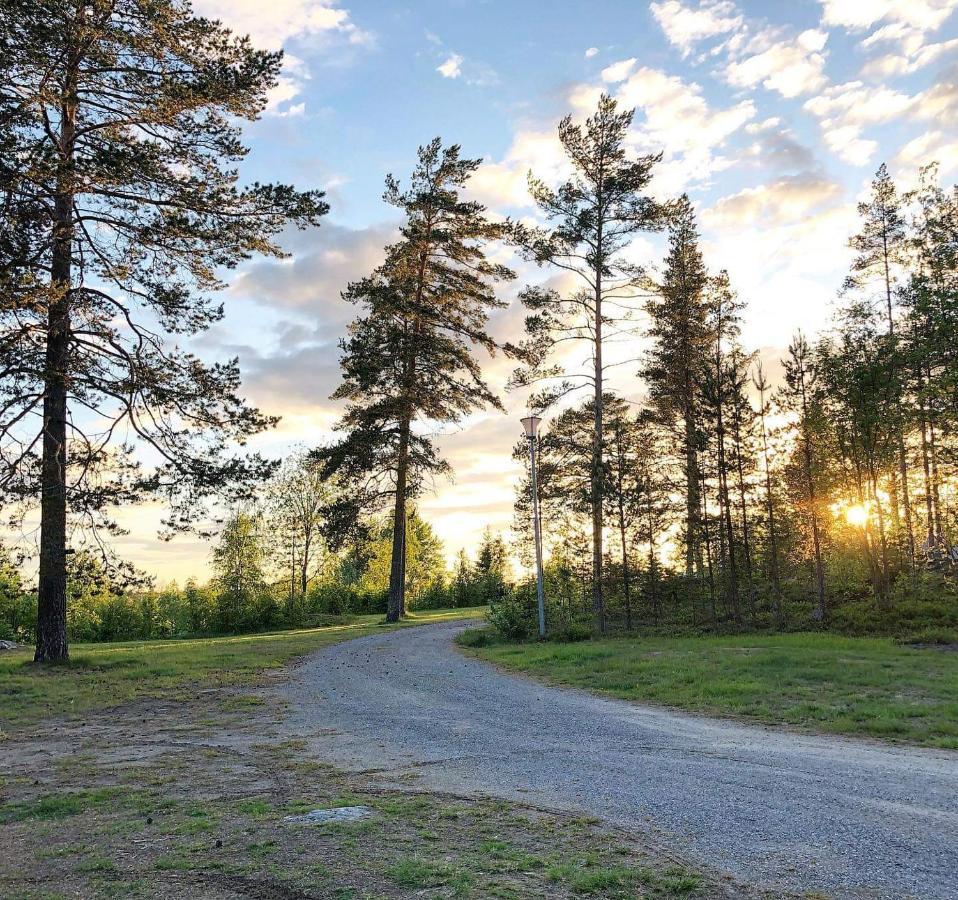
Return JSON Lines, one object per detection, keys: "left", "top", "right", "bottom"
{"left": 282, "top": 620, "right": 958, "bottom": 899}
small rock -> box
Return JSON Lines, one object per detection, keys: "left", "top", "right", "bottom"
{"left": 0, "top": 640, "right": 20, "bottom": 652}
{"left": 283, "top": 805, "right": 372, "bottom": 825}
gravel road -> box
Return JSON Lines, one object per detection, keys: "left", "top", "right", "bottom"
{"left": 282, "top": 620, "right": 958, "bottom": 899}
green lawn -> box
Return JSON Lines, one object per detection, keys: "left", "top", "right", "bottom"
{"left": 0, "top": 607, "right": 484, "bottom": 732}
{"left": 464, "top": 631, "right": 958, "bottom": 748}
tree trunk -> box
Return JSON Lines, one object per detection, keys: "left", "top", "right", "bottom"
{"left": 868, "top": 459, "right": 892, "bottom": 598}
{"left": 714, "top": 372, "right": 740, "bottom": 624}
{"left": 798, "top": 373, "right": 826, "bottom": 621}
{"left": 646, "top": 500, "right": 658, "bottom": 626}
{"left": 618, "top": 500, "right": 631, "bottom": 631}
{"left": 591, "top": 207, "right": 604, "bottom": 633}
{"left": 35, "top": 49, "right": 79, "bottom": 664}
{"left": 919, "top": 400, "right": 936, "bottom": 547}
{"left": 699, "top": 473, "right": 717, "bottom": 622}
{"left": 387, "top": 417, "right": 410, "bottom": 623}
{"left": 684, "top": 402, "right": 699, "bottom": 579}
{"left": 756, "top": 393, "right": 783, "bottom": 625}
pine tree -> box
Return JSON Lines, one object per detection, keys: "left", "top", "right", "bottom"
{"left": 318, "top": 139, "right": 514, "bottom": 622}
{"left": 512, "top": 93, "right": 668, "bottom": 633}
{"left": 781, "top": 334, "right": 827, "bottom": 620}
{"left": 644, "top": 196, "right": 711, "bottom": 583}
{"left": 0, "top": 0, "right": 327, "bottom": 661}
{"left": 752, "top": 360, "right": 784, "bottom": 623}
{"left": 845, "top": 163, "right": 914, "bottom": 568}
{"left": 902, "top": 165, "right": 958, "bottom": 553}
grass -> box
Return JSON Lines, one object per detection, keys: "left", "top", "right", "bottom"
{"left": 0, "top": 606, "right": 484, "bottom": 731}
{"left": 463, "top": 630, "right": 958, "bottom": 748}
{"left": 1, "top": 737, "right": 718, "bottom": 899}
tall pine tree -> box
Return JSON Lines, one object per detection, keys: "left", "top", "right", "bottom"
{"left": 644, "top": 195, "right": 711, "bottom": 583}
{"left": 318, "top": 139, "right": 514, "bottom": 622}
{"left": 512, "top": 93, "right": 668, "bottom": 631}
{"left": 0, "top": 0, "right": 327, "bottom": 661}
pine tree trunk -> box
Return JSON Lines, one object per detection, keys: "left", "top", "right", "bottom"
{"left": 646, "top": 501, "right": 658, "bottom": 626}
{"left": 798, "top": 375, "right": 826, "bottom": 621}
{"left": 684, "top": 403, "right": 699, "bottom": 579}
{"left": 758, "top": 406, "right": 783, "bottom": 625}
{"left": 35, "top": 51, "right": 79, "bottom": 664}
{"left": 591, "top": 213, "right": 604, "bottom": 633}
{"left": 715, "top": 393, "right": 740, "bottom": 623}
{"left": 868, "top": 459, "right": 892, "bottom": 597}
{"left": 699, "top": 473, "right": 717, "bottom": 622}
{"left": 918, "top": 398, "right": 936, "bottom": 546}
{"left": 618, "top": 501, "right": 631, "bottom": 631}
{"left": 387, "top": 417, "right": 410, "bottom": 623}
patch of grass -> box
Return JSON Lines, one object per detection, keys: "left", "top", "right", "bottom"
{"left": 75, "top": 856, "right": 117, "bottom": 874}
{"left": 468, "top": 631, "right": 958, "bottom": 747}
{"left": 387, "top": 854, "right": 472, "bottom": 893}
{"left": 0, "top": 607, "right": 486, "bottom": 729}
{"left": 547, "top": 858, "right": 701, "bottom": 896}
{"left": 0, "top": 787, "right": 130, "bottom": 823}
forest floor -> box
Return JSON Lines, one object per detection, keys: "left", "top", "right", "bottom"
{"left": 463, "top": 630, "right": 958, "bottom": 748}
{"left": 0, "top": 611, "right": 759, "bottom": 899}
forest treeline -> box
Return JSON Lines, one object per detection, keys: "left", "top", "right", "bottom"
{"left": 502, "top": 161, "right": 958, "bottom": 643}
{"left": 2, "top": 2, "right": 957, "bottom": 660}
{"left": 0, "top": 453, "right": 510, "bottom": 643}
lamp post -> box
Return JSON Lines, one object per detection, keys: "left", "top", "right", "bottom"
{"left": 521, "top": 414, "right": 546, "bottom": 639}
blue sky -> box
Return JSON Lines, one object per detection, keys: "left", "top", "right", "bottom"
{"left": 117, "top": 0, "right": 958, "bottom": 580}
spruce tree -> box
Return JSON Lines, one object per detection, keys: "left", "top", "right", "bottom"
{"left": 0, "top": 0, "right": 327, "bottom": 661}
{"left": 318, "top": 139, "right": 514, "bottom": 622}
{"left": 512, "top": 93, "right": 668, "bottom": 632}
{"left": 644, "top": 195, "right": 710, "bottom": 582}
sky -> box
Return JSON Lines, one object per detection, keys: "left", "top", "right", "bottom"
{"left": 113, "top": 0, "right": 958, "bottom": 583}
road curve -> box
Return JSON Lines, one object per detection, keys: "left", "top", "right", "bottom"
{"left": 281, "top": 620, "right": 958, "bottom": 899}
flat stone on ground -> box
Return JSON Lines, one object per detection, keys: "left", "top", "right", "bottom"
{"left": 283, "top": 805, "right": 372, "bottom": 824}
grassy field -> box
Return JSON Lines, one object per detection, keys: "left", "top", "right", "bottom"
{"left": 462, "top": 630, "right": 958, "bottom": 748}
{"left": 0, "top": 607, "right": 484, "bottom": 732}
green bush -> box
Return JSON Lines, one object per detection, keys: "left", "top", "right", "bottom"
{"left": 455, "top": 627, "right": 495, "bottom": 648}
{"left": 488, "top": 593, "right": 537, "bottom": 640}
{"left": 549, "top": 621, "right": 592, "bottom": 643}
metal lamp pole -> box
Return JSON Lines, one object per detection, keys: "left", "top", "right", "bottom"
{"left": 521, "top": 415, "right": 546, "bottom": 639}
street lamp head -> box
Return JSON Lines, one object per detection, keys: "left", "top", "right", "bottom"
{"left": 521, "top": 414, "right": 542, "bottom": 438}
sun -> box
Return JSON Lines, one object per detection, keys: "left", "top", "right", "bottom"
{"left": 845, "top": 504, "right": 870, "bottom": 527}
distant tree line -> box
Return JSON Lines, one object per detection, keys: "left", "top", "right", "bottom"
{"left": 0, "top": 452, "right": 510, "bottom": 643}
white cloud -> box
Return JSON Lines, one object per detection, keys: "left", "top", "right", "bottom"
{"left": 822, "top": 127, "right": 878, "bottom": 166}
{"left": 725, "top": 28, "right": 829, "bottom": 98}
{"left": 437, "top": 53, "right": 464, "bottom": 78}
{"left": 862, "top": 36, "right": 958, "bottom": 77}
{"left": 818, "top": 0, "right": 958, "bottom": 32}
{"left": 803, "top": 81, "right": 916, "bottom": 165}
{"left": 650, "top": 0, "right": 743, "bottom": 56}
{"left": 601, "top": 58, "right": 638, "bottom": 83}
{"left": 704, "top": 175, "right": 842, "bottom": 228}
{"left": 192, "top": 0, "right": 373, "bottom": 51}
{"left": 585, "top": 46, "right": 599, "bottom": 58}
{"left": 617, "top": 66, "right": 755, "bottom": 156}
{"left": 804, "top": 81, "right": 915, "bottom": 126}
{"left": 264, "top": 54, "right": 312, "bottom": 115}
{"left": 895, "top": 130, "right": 958, "bottom": 175}
{"left": 465, "top": 130, "right": 571, "bottom": 210}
